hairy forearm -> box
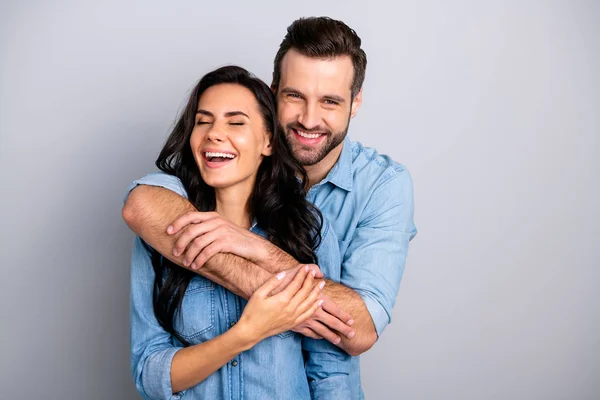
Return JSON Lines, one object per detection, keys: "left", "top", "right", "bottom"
{"left": 262, "top": 245, "right": 377, "bottom": 355}
{"left": 322, "top": 282, "right": 378, "bottom": 356}
{"left": 122, "top": 185, "right": 271, "bottom": 299}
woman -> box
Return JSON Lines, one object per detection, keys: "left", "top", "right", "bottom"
{"left": 129, "top": 66, "right": 352, "bottom": 399}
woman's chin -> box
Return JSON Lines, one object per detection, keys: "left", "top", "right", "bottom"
{"left": 201, "top": 176, "right": 236, "bottom": 189}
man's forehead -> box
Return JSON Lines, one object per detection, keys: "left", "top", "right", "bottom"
{"left": 279, "top": 49, "right": 353, "bottom": 96}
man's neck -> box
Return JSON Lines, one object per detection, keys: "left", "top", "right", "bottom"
{"left": 305, "top": 141, "right": 344, "bottom": 189}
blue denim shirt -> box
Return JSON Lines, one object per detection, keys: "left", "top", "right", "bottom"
{"left": 128, "top": 136, "right": 417, "bottom": 399}
{"left": 305, "top": 138, "right": 418, "bottom": 399}
{"left": 126, "top": 177, "right": 354, "bottom": 400}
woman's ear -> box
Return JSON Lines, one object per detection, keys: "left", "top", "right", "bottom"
{"left": 262, "top": 133, "right": 273, "bottom": 156}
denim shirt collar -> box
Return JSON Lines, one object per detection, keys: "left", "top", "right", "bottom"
{"left": 319, "top": 136, "right": 354, "bottom": 192}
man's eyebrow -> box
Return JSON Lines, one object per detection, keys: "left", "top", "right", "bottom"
{"left": 323, "top": 94, "right": 345, "bottom": 104}
{"left": 280, "top": 87, "right": 303, "bottom": 95}
{"left": 196, "top": 110, "right": 249, "bottom": 118}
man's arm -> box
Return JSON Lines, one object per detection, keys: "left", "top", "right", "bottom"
{"left": 123, "top": 183, "right": 271, "bottom": 299}
{"left": 261, "top": 168, "right": 417, "bottom": 356}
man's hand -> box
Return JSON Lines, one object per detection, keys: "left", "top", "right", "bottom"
{"left": 293, "top": 293, "right": 356, "bottom": 344}
{"left": 167, "top": 211, "right": 276, "bottom": 270}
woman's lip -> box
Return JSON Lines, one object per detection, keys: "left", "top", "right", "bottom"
{"left": 202, "top": 157, "right": 234, "bottom": 169}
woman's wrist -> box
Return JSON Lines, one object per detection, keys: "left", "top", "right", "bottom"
{"left": 229, "top": 319, "right": 262, "bottom": 351}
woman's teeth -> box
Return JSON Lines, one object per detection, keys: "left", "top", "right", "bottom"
{"left": 204, "top": 152, "right": 235, "bottom": 159}
{"left": 296, "top": 130, "right": 323, "bottom": 139}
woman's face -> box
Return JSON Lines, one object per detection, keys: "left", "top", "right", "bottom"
{"left": 190, "top": 83, "right": 273, "bottom": 190}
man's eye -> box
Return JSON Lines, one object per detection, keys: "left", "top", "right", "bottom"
{"left": 324, "top": 100, "right": 339, "bottom": 105}
{"left": 287, "top": 93, "right": 301, "bottom": 99}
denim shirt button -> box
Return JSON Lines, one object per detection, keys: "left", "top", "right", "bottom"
{"left": 231, "top": 360, "right": 238, "bottom": 367}
{"left": 230, "top": 321, "right": 236, "bottom": 327}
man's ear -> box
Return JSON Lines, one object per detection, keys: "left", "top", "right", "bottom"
{"left": 270, "top": 83, "right": 277, "bottom": 95}
{"left": 350, "top": 88, "right": 363, "bottom": 118}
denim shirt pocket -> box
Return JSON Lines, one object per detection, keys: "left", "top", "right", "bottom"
{"left": 174, "top": 276, "right": 216, "bottom": 343}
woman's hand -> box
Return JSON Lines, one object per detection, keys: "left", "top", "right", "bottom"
{"left": 236, "top": 265, "right": 325, "bottom": 344}
{"left": 167, "top": 211, "right": 274, "bottom": 269}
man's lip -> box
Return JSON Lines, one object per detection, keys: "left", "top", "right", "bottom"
{"left": 292, "top": 128, "right": 327, "bottom": 144}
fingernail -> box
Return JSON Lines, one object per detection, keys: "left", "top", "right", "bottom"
{"left": 319, "top": 281, "right": 325, "bottom": 289}
{"left": 172, "top": 249, "right": 179, "bottom": 256}
{"left": 190, "top": 262, "right": 196, "bottom": 270}
{"left": 334, "top": 337, "right": 341, "bottom": 344}
{"left": 305, "top": 265, "right": 310, "bottom": 272}
{"left": 347, "top": 319, "right": 354, "bottom": 326}
{"left": 276, "top": 271, "right": 286, "bottom": 280}
{"left": 317, "top": 300, "right": 324, "bottom": 307}
{"left": 167, "top": 225, "right": 173, "bottom": 234}
{"left": 347, "top": 331, "right": 355, "bottom": 338}
{"left": 183, "top": 260, "right": 189, "bottom": 266}
{"left": 311, "top": 270, "right": 316, "bottom": 277}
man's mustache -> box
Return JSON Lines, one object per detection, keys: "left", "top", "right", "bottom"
{"left": 286, "top": 123, "right": 330, "bottom": 135}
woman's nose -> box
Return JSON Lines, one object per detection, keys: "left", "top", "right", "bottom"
{"left": 206, "top": 126, "right": 225, "bottom": 142}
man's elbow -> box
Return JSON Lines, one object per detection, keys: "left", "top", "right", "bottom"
{"left": 122, "top": 187, "right": 147, "bottom": 232}
{"left": 346, "top": 330, "right": 378, "bottom": 356}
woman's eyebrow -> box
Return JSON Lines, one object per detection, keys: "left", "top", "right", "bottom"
{"left": 224, "top": 111, "right": 249, "bottom": 118}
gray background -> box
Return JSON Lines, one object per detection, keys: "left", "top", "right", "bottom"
{"left": 1, "top": 0, "right": 598, "bottom": 399}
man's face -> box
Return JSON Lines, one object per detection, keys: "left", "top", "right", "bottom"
{"left": 275, "top": 49, "right": 362, "bottom": 166}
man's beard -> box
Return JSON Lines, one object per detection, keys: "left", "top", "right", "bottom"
{"left": 285, "top": 118, "right": 350, "bottom": 166}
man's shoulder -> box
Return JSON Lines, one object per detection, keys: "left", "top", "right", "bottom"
{"left": 349, "top": 139, "right": 409, "bottom": 185}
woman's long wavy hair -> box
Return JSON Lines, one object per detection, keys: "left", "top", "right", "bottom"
{"left": 149, "top": 65, "right": 323, "bottom": 345}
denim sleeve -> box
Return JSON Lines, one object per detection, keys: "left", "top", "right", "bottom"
{"left": 343, "top": 168, "right": 417, "bottom": 337}
{"left": 123, "top": 171, "right": 188, "bottom": 203}
{"left": 303, "top": 219, "right": 354, "bottom": 399}
{"left": 130, "top": 235, "right": 186, "bottom": 400}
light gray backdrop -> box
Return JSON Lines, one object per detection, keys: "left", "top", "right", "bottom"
{"left": 1, "top": 1, "right": 598, "bottom": 399}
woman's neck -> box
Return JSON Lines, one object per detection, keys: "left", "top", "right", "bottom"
{"left": 214, "top": 183, "right": 253, "bottom": 229}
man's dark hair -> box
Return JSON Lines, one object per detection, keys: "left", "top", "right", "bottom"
{"left": 272, "top": 17, "right": 367, "bottom": 98}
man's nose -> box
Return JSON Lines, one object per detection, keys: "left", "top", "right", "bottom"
{"left": 298, "top": 103, "right": 321, "bottom": 130}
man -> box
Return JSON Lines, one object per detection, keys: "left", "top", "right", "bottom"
{"left": 123, "top": 16, "right": 416, "bottom": 398}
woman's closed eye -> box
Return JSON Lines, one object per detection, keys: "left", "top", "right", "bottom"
{"left": 229, "top": 122, "right": 245, "bottom": 126}
{"left": 196, "top": 120, "right": 211, "bottom": 125}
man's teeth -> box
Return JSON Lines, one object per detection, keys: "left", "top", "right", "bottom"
{"left": 296, "top": 130, "right": 323, "bottom": 139}
{"left": 204, "top": 152, "right": 235, "bottom": 159}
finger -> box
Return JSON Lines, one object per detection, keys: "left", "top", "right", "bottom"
{"left": 182, "top": 230, "right": 221, "bottom": 266}
{"left": 288, "top": 270, "right": 317, "bottom": 309}
{"left": 307, "top": 320, "right": 342, "bottom": 345}
{"left": 274, "top": 265, "right": 310, "bottom": 301}
{"left": 304, "top": 264, "right": 324, "bottom": 279}
{"left": 294, "top": 279, "right": 325, "bottom": 314}
{"left": 191, "top": 241, "right": 224, "bottom": 270}
{"left": 254, "top": 271, "right": 288, "bottom": 298}
{"left": 296, "top": 327, "right": 322, "bottom": 340}
{"left": 173, "top": 218, "right": 221, "bottom": 257}
{"left": 295, "top": 299, "right": 323, "bottom": 327}
{"left": 314, "top": 308, "right": 355, "bottom": 339}
{"left": 167, "top": 211, "right": 220, "bottom": 235}
{"left": 320, "top": 295, "right": 354, "bottom": 326}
